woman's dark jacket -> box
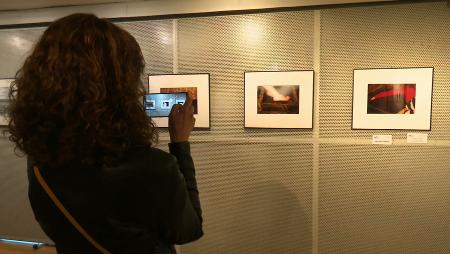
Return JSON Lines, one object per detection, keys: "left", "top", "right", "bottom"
{"left": 27, "top": 142, "right": 203, "bottom": 254}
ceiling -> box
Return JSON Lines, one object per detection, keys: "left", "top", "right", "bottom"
{"left": 0, "top": 0, "right": 409, "bottom": 12}
{"left": 0, "top": 0, "right": 144, "bottom": 11}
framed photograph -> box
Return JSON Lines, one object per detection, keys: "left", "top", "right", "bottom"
{"left": 0, "top": 79, "right": 13, "bottom": 126}
{"left": 244, "top": 71, "right": 314, "bottom": 128}
{"left": 148, "top": 73, "right": 210, "bottom": 128}
{"left": 352, "top": 67, "right": 433, "bottom": 130}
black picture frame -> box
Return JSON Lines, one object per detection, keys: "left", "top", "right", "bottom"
{"left": 351, "top": 67, "right": 434, "bottom": 131}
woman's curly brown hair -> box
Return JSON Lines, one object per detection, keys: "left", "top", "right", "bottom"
{"left": 6, "top": 13, "right": 157, "bottom": 167}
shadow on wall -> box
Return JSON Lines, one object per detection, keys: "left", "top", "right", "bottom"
{"left": 222, "top": 180, "right": 311, "bottom": 254}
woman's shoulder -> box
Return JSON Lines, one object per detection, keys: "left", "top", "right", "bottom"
{"left": 99, "top": 146, "right": 179, "bottom": 191}
{"left": 110, "top": 146, "right": 178, "bottom": 177}
{"left": 130, "top": 146, "right": 175, "bottom": 164}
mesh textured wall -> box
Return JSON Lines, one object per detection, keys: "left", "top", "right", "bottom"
{"left": 0, "top": 136, "right": 49, "bottom": 242}
{"left": 0, "top": 28, "right": 44, "bottom": 78}
{"left": 176, "top": 12, "right": 315, "bottom": 254}
{"left": 117, "top": 20, "right": 173, "bottom": 84}
{"left": 155, "top": 141, "right": 313, "bottom": 254}
{"left": 319, "top": 144, "right": 450, "bottom": 253}
{"left": 0, "top": 28, "right": 50, "bottom": 242}
{"left": 320, "top": 1, "right": 450, "bottom": 139}
{"left": 0, "top": 2, "right": 449, "bottom": 253}
{"left": 319, "top": 2, "right": 450, "bottom": 253}
{"left": 177, "top": 12, "right": 315, "bottom": 139}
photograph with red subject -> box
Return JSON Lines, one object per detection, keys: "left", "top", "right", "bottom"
{"left": 367, "top": 84, "right": 416, "bottom": 114}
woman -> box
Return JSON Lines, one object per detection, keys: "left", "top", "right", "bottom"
{"left": 6, "top": 14, "right": 202, "bottom": 253}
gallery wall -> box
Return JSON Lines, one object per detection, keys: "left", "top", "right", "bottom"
{"left": 0, "top": 1, "right": 449, "bottom": 253}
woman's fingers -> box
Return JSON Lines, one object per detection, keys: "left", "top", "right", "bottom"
{"left": 170, "top": 104, "right": 182, "bottom": 116}
{"left": 183, "top": 93, "right": 194, "bottom": 110}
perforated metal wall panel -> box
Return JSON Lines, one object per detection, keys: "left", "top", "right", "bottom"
{"left": 155, "top": 141, "right": 313, "bottom": 254}
{"left": 0, "top": 136, "right": 50, "bottom": 242}
{"left": 176, "top": 12, "right": 315, "bottom": 254}
{"left": 319, "top": 144, "right": 450, "bottom": 253}
{"left": 117, "top": 20, "right": 173, "bottom": 85}
{"left": 0, "top": 28, "right": 44, "bottom": 78}
{"left": 319, "top": 2, "right": 450, "bottom": 253}
{"left": 0, "top": 28, "right": 50, "bottom": 242}
{"left": 177, "top": 12, "right": 315, "bottom": 138}
{"left": 320, "top": 1, "right": 450, "bottom": 139}
{"left": 1, "top": 2, "right": 450, "bottom": 253}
